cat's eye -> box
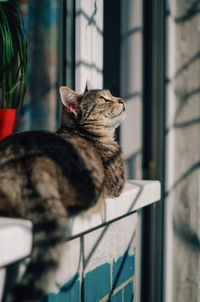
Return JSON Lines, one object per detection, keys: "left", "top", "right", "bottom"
{"left": 98, "top": 96, "right": 109, "bottom": 102}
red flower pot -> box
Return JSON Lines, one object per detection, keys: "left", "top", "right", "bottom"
{"left": 0, "top": 109, "right": 17, "bottom": 141}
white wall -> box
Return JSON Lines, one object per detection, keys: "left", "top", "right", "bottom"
{"left": 164, "top": 1, "right": 200, "bottom": 301}
{"left": 75, "top": 0, "right": 103, "bottom": 92}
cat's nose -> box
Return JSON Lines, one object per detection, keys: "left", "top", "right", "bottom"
{"left": 118, "top": 98, "right": 125, "bottom": 105}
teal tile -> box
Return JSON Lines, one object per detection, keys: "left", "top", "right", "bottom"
{"left": 124, "top": 281, "right": 134, "bottom": 302}
{"left": 83, "top": 263, "right": 110, "bottom": 302}
{"left": 42, "top": 273, "right": 80, "bottom": 301}
{"left": 110, "top": 290, "right": 123, "bottom": 301}
{"left": 113, "top": 252, "right": 135, "bottom": 289}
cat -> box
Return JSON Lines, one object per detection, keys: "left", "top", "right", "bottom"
{"left": 0, "top": 86, "right": 126, "bottom": 302}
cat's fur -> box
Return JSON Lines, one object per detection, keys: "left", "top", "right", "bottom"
{"left": 0, "top": 86, "right": 125, "bottom": 301}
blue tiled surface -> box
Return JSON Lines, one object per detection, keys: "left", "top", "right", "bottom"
{"left": 124, "top": 281, "right": 134, "bottom": 302}
{"left": 110, "top": 290, "right": 123, "bottom": 301}
{"left": 83, "top": 263, "right": 110, "bottom": 302}
{"left": 113, "top": 252, "right": 135, "bottom": 289}
{"left": 42, "top": 274, "right": 80, "bottom": 302}
{"left": 43, "top": 251, "right": 135, "bottom": 302}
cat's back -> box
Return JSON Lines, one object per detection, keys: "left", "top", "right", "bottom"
{"left": 0, "top": 130, "right": 102, "bottom": 172}
{"left": 0, "top": 130, "right": 104, "bottom": 193}
{"left": 0, "top": 130, "right": 104, "bottom": 214}
{"left": 0, "top": 130, "right": 68, "bottom": 157}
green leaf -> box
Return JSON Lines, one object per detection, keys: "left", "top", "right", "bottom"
{"left": 0, "top": 0, "right": 28, "bottom": 108}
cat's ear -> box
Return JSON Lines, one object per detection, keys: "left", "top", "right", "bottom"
{"left": 59, "top": 86, "right": 82, "bottom": 116}
{"left": 84, "top": 80, "right": 93, "bottom": 93}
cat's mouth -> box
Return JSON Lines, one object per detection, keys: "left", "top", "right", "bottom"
{"left": 116, "top": 104, "right": 126, "bottom": 117}
{"left": 104, "top": 104, "right": 126, "bottom": 128}
{"left": 122, "top": 104, "right": 126, "bottom": 113}
{"left": 111, "top": 105, "right": 126, "bottom": 126}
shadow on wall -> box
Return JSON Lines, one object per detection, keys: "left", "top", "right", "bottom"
{"left": 174, "top": 0, "right": 200, "bottom": 23}
{"left": 165, "top": 2, "right": 200, "bottom": 301}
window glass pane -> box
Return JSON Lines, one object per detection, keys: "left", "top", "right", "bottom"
{"left": 120, "top": 0, "right": 143, "bottom": 179}
{"left": 19, "top": 0, "right": 60, "bottom": 131}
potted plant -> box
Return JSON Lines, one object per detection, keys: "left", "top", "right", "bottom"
{"left": 0, "top": 0, "right": 28, "bottom": 141}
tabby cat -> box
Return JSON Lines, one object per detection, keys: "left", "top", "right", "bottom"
{"left": 0, "top": 86, "right": 125, "bottom": 302}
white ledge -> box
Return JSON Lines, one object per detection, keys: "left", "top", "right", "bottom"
{"left": 68, "top": 180, "right": 161, "bottom": 238}
{"left": 0, "top": 218, "right": 33, "bottom": 268}
{"left": 0, "top": 180, "right": 160, "bottom": 268}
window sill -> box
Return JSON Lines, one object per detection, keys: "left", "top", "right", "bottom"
{"left": 0, "top": 180, "right": 160, "bottom": 268}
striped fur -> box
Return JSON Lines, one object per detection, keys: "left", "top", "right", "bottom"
{"left": 0, "top": 87, "right": 125, "bottom": 301}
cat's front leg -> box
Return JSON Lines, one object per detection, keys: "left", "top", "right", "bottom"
{"left": 103, "top": 146, "right": 125, "bottom": 198}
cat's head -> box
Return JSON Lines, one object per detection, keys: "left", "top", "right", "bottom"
{"left": 59, "top": 86, "right": 126, "bottom": 137}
